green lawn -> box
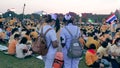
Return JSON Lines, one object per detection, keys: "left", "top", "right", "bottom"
{"left": 0, "top": 43, "right": 89, "bottom": 68}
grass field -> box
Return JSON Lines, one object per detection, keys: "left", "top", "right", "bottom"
{"left": 0, "top": 43, "right": 89, "bottom": 68}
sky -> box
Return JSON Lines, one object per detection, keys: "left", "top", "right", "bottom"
{"left": 0, "top": 0, "right": 120, "bottom": 14}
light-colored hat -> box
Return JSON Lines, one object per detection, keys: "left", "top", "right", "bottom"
{"left": 51, "top": 14, "right": 57, "bottom": 20}
{"left": 64, "top": 14, "right": 71, "bottom": 20}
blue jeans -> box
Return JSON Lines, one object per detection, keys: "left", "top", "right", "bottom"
{"left": 111, "top": 32, "right": 115, "bottom": 39}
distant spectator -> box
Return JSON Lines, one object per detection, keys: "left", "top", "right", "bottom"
{"left": 110, "top": 38, "right": 120, "bottom": 68}
{"left": 85, "top": 44, "right": 104, "bottom": 68}
{"left": 86, "top": 33, "right": 100, "bottom": 50}
{"left": 23, "top": 30, "right": 32, "bottom": 44}
{"left": 30, "top": 29, "right": 38, "bottom": 42}
{"left": 8, "top": 34, "right": 20, "bottom": 55}
{"left": 16, "top": 37, "right": 32, "bottom": 58}
{"left": 0, "top": 17, "right": 3, "bottom": 28}
{"left": 97, "top": 41, "right": 111, "bottom": 59}
{"left": 9, "top": 28, "right": 19, "bottom": 43}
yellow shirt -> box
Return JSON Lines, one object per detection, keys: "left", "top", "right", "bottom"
{"left": 30, "top": 31, "right": 38, "bottom": 38}
{"left": 8, "top": 39, "right": 18, "bottom": 55}
{"left": 10, "top": 20, "right": 15, "bottom": 25}
{"left": 100, "top": 24, "right": 109, "bottom": 32}
{"left": 85, "top": 49, "right": 98, "bottom": 66}
{"left": 86, "top": 37, "right": 100, "bottom": 50}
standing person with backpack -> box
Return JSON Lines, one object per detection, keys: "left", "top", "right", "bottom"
{"left": 60, "top": 14, "right": 82, "bottom": 68}
{"left": 39, "top": 15, "right": 58, "bottom": 68}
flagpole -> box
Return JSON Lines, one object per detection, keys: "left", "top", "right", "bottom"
{"left": 21, "top": 3, "right": 28, "bottom": 30}
{"left": 22, "top": 3, "right": 26, "bottom": 20}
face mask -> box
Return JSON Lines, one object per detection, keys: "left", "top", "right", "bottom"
{"left": 117, "top": 42, "right": 120, "bottom": 46}
{"left": 51, "top": 24, "right": 55, "bottom": 28}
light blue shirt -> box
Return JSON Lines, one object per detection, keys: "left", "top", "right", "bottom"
{"left": 60, "top": 23, "right": 81, "bottom": 49}
{"left": 39, "top": 25, "right": 57, "bottom": 58}
{"left": 60, "top": 23, "right": 81, "bottom": 68}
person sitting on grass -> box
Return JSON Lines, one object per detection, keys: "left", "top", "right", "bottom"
{"left": 30, "top": 29, "right": 38, "bottom": 42}
{"left": 23, "top": 30, "right": 32, "bottom": 44}
{"left": 16, "top": 37, "right": 32, "bottom": 59}
{"left": 8, "top": 34, "right": 20, "bottom": 55}
{"left": 85, "top": 44, "right": 104, "bottom": 68}
{"left": 97, "top": 41, "right": 111, "bottom": 61}
{"left": 86, "top": 33, "right": 100, "bottom": 50}
{"left": 0, "top": 27, "right": 6, "bottom": 43}
{"left": 8, "top": 28, "right": 19, "bottom": 44}
{"left": 110, "top": 38, "right": 120, "bottom": 68}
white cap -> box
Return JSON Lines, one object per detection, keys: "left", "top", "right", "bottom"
{"left": 51, "top": 14, "right": 57, "bottom": 20}
{"left": 65, "top": 14, "right": 71, "bottom": 20}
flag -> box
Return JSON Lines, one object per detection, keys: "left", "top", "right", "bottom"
{"left": 106, "top": 14, "right": 117, "bottom": 24}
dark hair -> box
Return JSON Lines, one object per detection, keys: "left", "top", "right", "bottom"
{"left": 67, "top": 17, "right": 74, "bottom": 24}
{"left": 21, "top": 29, "right": 27, "bottom": 32}
{"left": 11, "top": 28, "right": 18, "bottom": 34}
{"left": 63, "top": 17, "right": 67, "bottom": 23}
{"left": 99, "top": 32, "right": 105, "bottom": 37}
{"left": 89, "top": 44, "right": 96, "bottom": 49}
{"left": 106, "top": 38, "right": 112, "bottom": 44}
{"left": 45, "top": 15, "right": 52, "bottom": 23}
{"left": 55, "top": 18, "right": 60, "bottom": 32}
{"left": 67, "top": 18, "right": 73, "bottom": 24}
{"left": 114, "top": 20, "right": 117, "bottom": 23}
{"left": 101, "top": 41, "right": 108, "bottom": 48}
{"left": 88, "top": 33, "right": 93, "bottom": 37}
{"left": 63, "top": 15, "right": 74, "bottom": 25}
{"left": 31, "top": 29, "right": 35, "bottom": 31}
{"left": 116, "top": 28, "right": 120, "bottom": 32}
{"left": 19, "top": 37, "right": 27, "bottom": 44}
{"left": 11, "top": 18, "right": 13, "bottom": 20}
{"left": 26, "top": 30, "right": 31, "bottom": 35}
{"left": 114, "top": 38, "right": 120, "bottom": 45}
{"left": 14, "top": 34, "right": 20, "bottom": 39}
{"left": 105, "top": 31, "right": 110, "bottom": 34}
{"left": 94, "top": 36, "right": 98, "bottom": 40}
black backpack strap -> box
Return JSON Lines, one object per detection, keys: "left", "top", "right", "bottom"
{"left": 41, "top": 27, "right": 43, "bottom": 34}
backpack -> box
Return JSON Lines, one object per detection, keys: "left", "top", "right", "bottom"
{"left": 65, "top": 27, "right": 83, "bottom": 58}
{"left": 53, "top": 52, "right": 64, "bottom": 68}
{"left": 32, "top": 27, "right": 52, "bottom": 56}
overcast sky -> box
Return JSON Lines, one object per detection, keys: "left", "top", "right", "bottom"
{"left": 0, "top": 0, "right": 120, "bottom": 14}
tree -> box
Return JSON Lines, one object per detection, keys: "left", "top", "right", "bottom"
{"left": 3, "top": 11, "right": 17, "bottom": 18}
{"left": 31, "top": 13, "right": 40, "bottom": 20}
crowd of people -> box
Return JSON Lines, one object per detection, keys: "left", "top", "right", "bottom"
{"left": 0, "top": 13, "right": 120, "bottom": 68}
